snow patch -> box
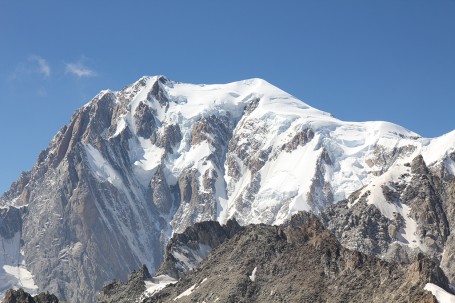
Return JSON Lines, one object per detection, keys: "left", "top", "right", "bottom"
{"left": 129, "top": 137, "right": 165, "bottom": 187}
{"left": 112, "top": 115, "right": 127, "bottom": 138}
{"left": 140, "top": 275, "right": 177, "bottom": 300}
{"left": 84, "top": 144, "right": 123, "bottom": 188}
{"left": 0, "top": 231, "right": 38, "bottom": 299}
{"left": 173, "top": 278, "right": 208, "bottom": 301}
{"left": 422, "top": 130, "right": 455, "bottom": 166}
{"left": 2, "top": 265, "right": 38, "bottom": 291}
{"left": 249, "top": 267, "right": 257, "bottom": 282}
{"left": 425, "top": 283, "right": 455, "bottom": 303}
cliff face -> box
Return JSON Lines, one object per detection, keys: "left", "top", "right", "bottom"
{"left": 1, "top": 76, "right": 455, "bottom": 302}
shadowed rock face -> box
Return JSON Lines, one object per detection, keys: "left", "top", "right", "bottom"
{"left": 0, "top": 206, "right": 23, "bottom": 239}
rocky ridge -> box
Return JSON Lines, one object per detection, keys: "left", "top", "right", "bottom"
{"left": 100, "top": 213, "right": 453, "bottom": 303}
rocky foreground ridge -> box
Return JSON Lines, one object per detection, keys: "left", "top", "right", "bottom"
{"left": 1, "top": 76, "right": 455, "bottom": 302}
{"left": 97, "top": 213, "right": 453, "bottom": 302}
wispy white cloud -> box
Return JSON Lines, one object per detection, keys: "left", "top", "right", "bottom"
{"left": 32, "top": 55, "right": 51, "bottom": 77}
{"left": 65, "top": 62, "right": 95, "bottom": 78}
{"left": 11, "top": 55, "right": 51, "bottom": 79}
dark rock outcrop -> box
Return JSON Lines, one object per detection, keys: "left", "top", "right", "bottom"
{"left": 97, "top": 265, "right": 151, "bottom": 303}
{"left": 134, "top": 101, "right": 157, "bottom": 142}
{"left": 156, "top": 124, "right": 182, "bottom": 154}
{"left": 33, "top": 293, "right": 59, "bottom": 303}
{"left": 281, "top": 128, "right": 314, "bottom": 152}
{"left": 2, "top": 289, "right": 59, "bottom": 303}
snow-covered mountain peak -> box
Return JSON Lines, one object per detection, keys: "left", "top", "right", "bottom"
{"left": 1, "top": 75, "right": 455, "bottom": 302}
{"left": 47, "top": 76, "right": 455, "bottom": 223}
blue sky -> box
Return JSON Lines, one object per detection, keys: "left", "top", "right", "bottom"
{"left": 1, "top": 1, "right": 455, "bottom": 193}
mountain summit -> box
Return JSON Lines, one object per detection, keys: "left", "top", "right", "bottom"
{"left": 1, "top": 76, "right": 455, "bottom": 302}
